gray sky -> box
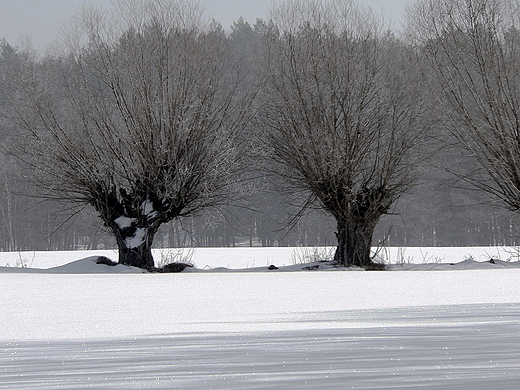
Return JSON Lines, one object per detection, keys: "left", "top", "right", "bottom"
{"left": 0, "top": 0, "right": 408, "bottom": 51}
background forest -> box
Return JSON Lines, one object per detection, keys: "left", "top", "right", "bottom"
{"left": 0, "top": 2, "right": 518, "bottom": 254}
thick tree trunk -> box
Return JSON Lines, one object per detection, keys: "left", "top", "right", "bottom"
{"left": 117, "top": 238, "right": 155, "bottom": 270}
{"left": 334, "top": 218, "right": 377, "bottom": 268}
{"left": 108, "top": 219, "right": 157, "bottom": 270}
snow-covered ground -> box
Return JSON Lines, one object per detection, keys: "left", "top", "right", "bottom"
{"left": 2, "top": 245, "right": 520, "bottom": 270}
{"left": 1, "top": 247, "right": 519, "bottom": 389}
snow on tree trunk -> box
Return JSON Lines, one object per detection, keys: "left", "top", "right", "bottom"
{"left": 109, "top": 216, "right": 157, "bottom": 270}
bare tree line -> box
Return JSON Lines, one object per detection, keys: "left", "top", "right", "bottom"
{"left": 0, "top": 0, "right": 519, "bottom": 270}
{"left": 407, "top": 0, "right": 520, "bottom": 211}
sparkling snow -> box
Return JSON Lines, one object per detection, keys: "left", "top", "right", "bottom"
{"left": 0, "top": 248, "right": 519, "bottom": 389}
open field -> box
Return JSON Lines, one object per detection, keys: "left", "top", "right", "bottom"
{"left": 2, "top": 245, "right": 520, "bottom": 270}
{"left": 1, "top": 248, "right": 519, "bottom": 389}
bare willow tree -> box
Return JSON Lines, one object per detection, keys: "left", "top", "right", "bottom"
{"left": 259, "top": 0, "right": 425, "bottom": 268}
{"left": 0, "top": 0, "right": 252, "bottom": 270}
{"left": 407, "top": 0, "right": 520, "bottom": 212}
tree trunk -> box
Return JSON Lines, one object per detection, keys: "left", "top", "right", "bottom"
{"left": 334, "top": 218, "right": 377, "bottom": 268}
{"left": 108, "top": 220, "right": 157, "bottom": 270}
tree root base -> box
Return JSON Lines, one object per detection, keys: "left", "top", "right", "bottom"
{"left": 155, "top": 262, "right": 194, "bottom": 273}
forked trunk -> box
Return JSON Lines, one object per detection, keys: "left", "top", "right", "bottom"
{"left": 334, "top": 218, "right": 377, "bottom": 268}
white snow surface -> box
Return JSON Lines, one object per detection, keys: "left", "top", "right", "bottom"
{"left": 113, "top": 216, "right": 134, "bottom": 229}
{"left": 2, "top": 245, "right": 519, "bottom": 270}
{"left": 142, "top": 199, "right": 155, "bottom": 215}
{"left": 0, "top": 247, "right": 519, "bottom": 389}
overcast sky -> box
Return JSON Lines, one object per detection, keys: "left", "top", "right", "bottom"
{"left": 0, "top": 0, "right": 409, "bottom": 51}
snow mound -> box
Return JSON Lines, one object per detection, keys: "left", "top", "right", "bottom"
{"left": 187, "top": 259, "right": 520, "bottom": 272}
{"left": 184, "top": 261, "right": 341, "bottom": 273}
{"left": 0, "top": 257, "right": 145, "bottom": 274}
{"left": 387, "top": 259, "right": 520, "bottom": 271}
{"left": 2, "top": 257, "right": 520, "bottom": 274}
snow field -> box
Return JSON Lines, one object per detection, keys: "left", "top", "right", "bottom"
{"left": 1, "top": 246, "right": 519, "bottom": 270}
{"left": 2, "top": 312, "right": 518, "bottom": 390}
{"left": 1, "top": 267, "right": 519, "bottom": 389}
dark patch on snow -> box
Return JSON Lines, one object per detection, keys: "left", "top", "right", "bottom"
{"left": 156, "top": 263, "right": 194, "bottom": 273}
{"left": 364, "top": 262, "right": 386, "bottom": 271}
{"left": 303, "top": 265, "right": 320, "bottom": 270}
{"left": 96, "top": 256, "right": 118, "bottom": 266}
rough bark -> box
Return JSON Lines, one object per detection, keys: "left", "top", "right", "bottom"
{"left": 108, "top": 220, "right": 157, "bottom": 270}
{"left": 96, "top": 187, "right": 175, "bottom": 270}
{"left": 334, "top": 218, "right": 378, "bottom": 268}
